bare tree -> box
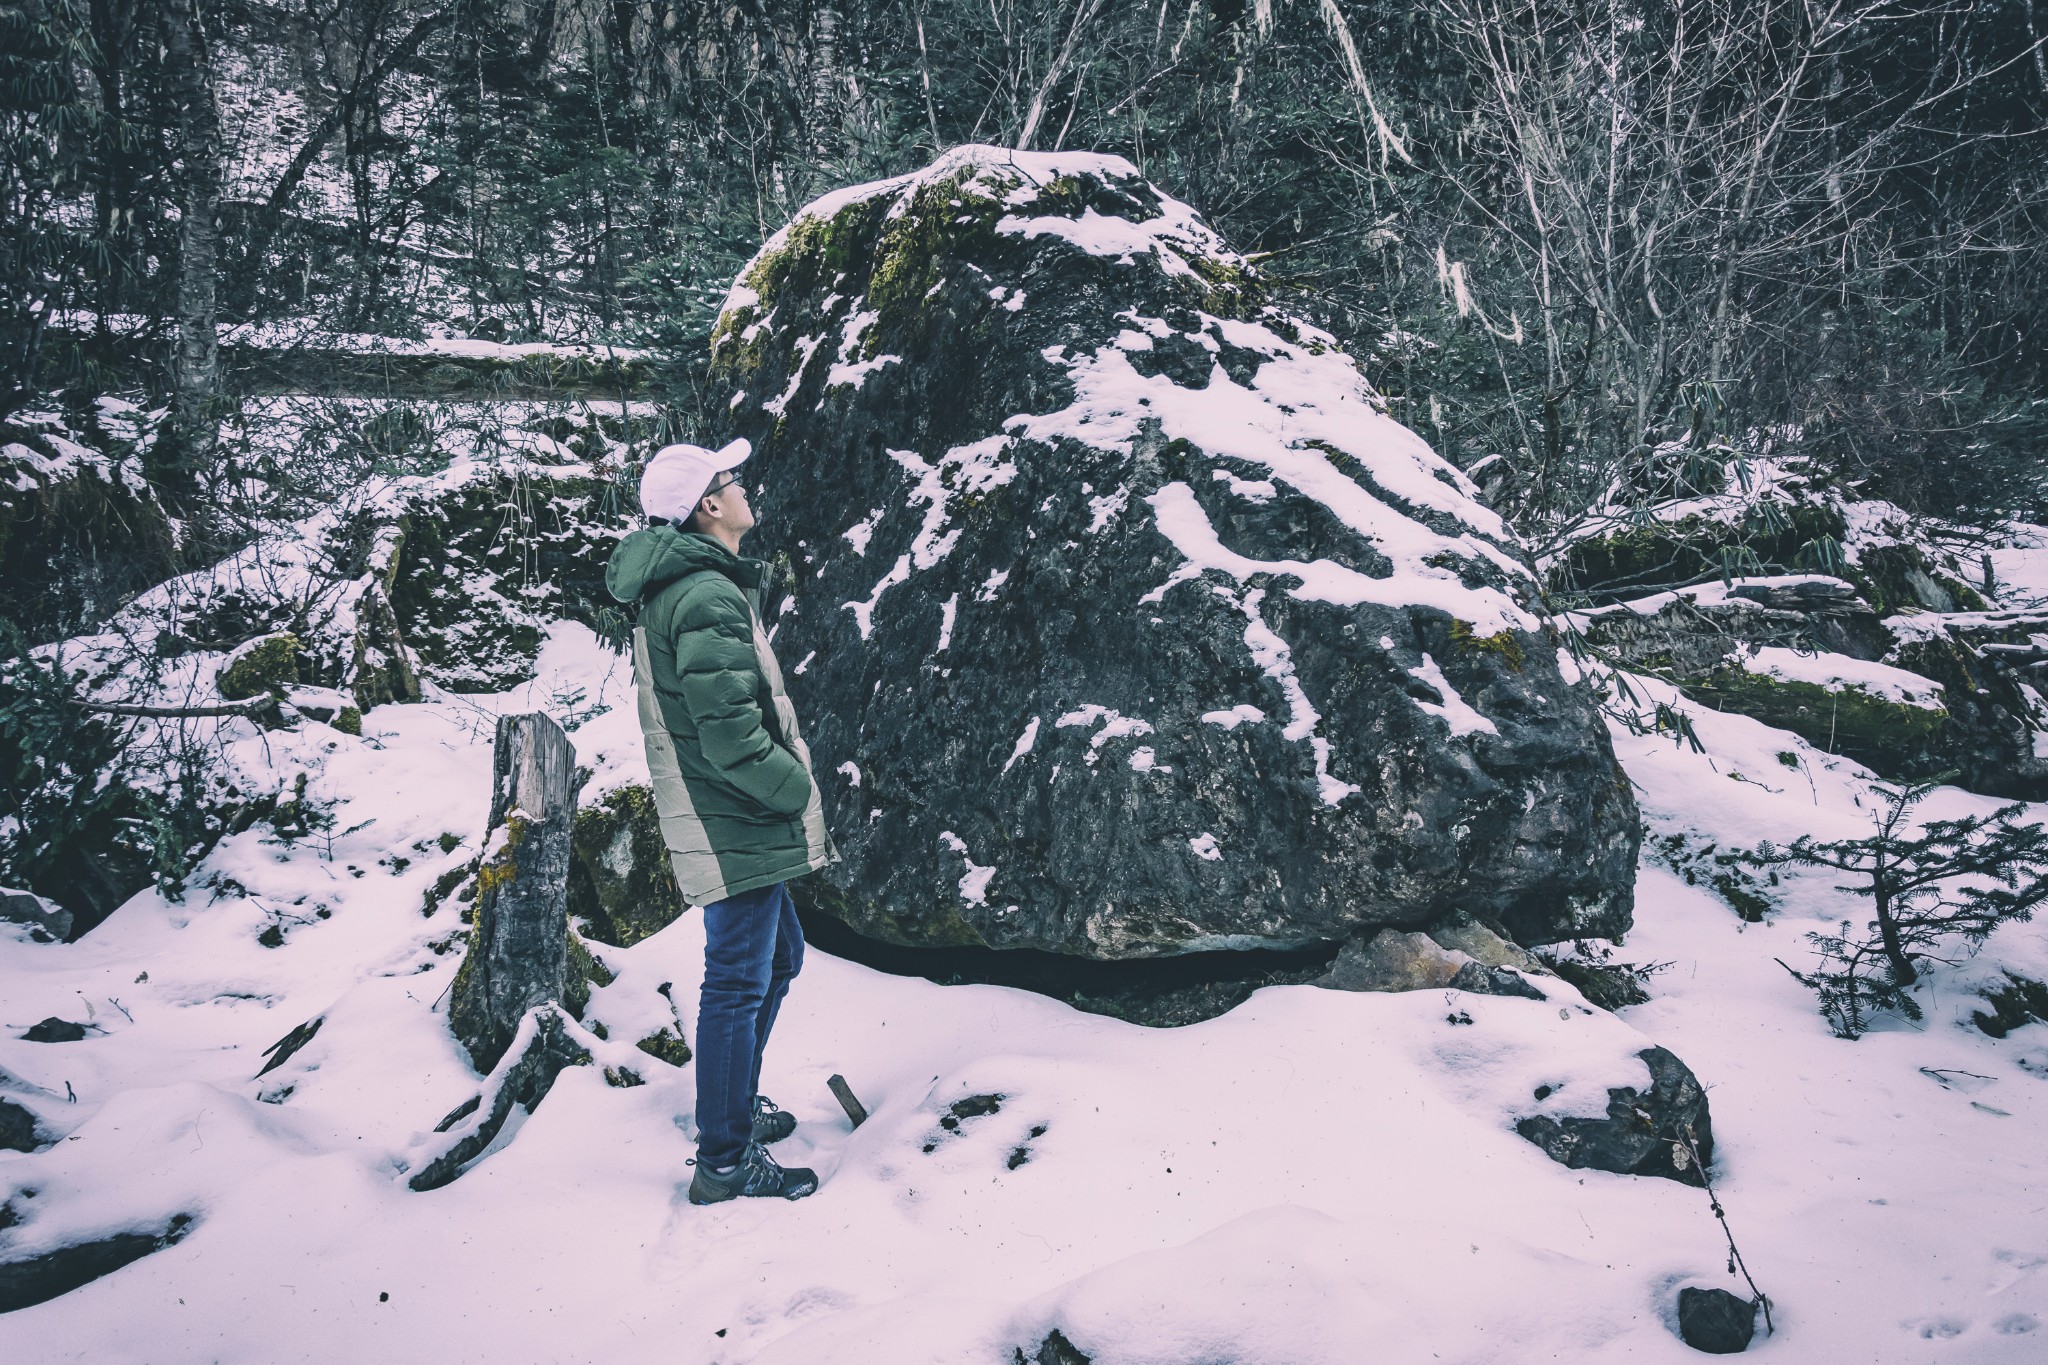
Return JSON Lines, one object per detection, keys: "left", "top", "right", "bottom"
{"left": 160, "top": 0, "right": 222, "bottom": 485}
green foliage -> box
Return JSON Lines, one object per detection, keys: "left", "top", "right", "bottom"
{"left": 1652, "top": 833, "right": 1779, "bottom": 924}
{"left": 0, "top": 620, "right": 220, "bottom": 912}
{"left": 1750, "top": 782, "right": 2048, "bottom": 1038}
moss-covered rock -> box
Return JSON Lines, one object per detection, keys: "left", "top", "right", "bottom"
{"left": 216, "top": 632, "right": 302, "bottom": 701}
{"left": 384, "top": 464, "right": 632, "bottom": 692}
{"left": 1855, "top": 543, "right": 1991, "bottom": 616}
{"left": 1684, "top": 668, "right": 1950, "bottom": 775}
{"left": 696, "top": 147, "right": 1639, "bottom": 961}
{"left": 562, "top": 930, "right": 614, "bottom": 1020}
{"left": 633, "top": 1029, "right": 692, "bottom": 1068}
{"left": 1558, "top": 505, "right": 1847, "bottom": 604}
{"left": 567, "top": 785, "right": 688, "bottom": 947}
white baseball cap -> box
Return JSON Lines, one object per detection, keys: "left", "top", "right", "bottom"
{"left": 638, "top": 438, "right": 751, "bottom": 522}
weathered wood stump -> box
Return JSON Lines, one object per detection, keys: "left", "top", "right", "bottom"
{"left": 449, "top": 712, "right": 578, "bottom": 1072}
{"left": 409, "top": 1004, "right": 592, "bottom": 1192}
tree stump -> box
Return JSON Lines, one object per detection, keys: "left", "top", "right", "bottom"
{"left": 409, "top": 1004, "right": 592, "bottom": 1192}
{"left": 449, "top": 713, "right": 578, "bottom": 1072}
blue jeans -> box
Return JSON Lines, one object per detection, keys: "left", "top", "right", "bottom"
{"left": 696, "top": 880, "right": 805, "bottom": 1168}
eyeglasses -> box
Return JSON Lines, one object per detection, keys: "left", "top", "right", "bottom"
{"left": 705, "top": 471, "right": 745, "bottom": 497}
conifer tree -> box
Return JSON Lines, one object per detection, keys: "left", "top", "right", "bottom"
{"left": 1752, "top": 782, "right": 2048, "bottom": 1038}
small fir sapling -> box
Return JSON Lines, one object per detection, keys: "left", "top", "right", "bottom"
{"left": 1748, "top": 780, "right": 2048, "bottom": 1038}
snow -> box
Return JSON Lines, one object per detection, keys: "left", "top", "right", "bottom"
{"left": 1002, "top": 717, "right": 1042, "bottom": 774}
{"left": 6, "top": 623, "right": 2048, "bottom": 1362}
{"left": 937, "top": 832, "right": 996, "bottom": 905}
{"left": 763, "top": 336, "right": 825, "bottom": 418}
{"left": 1054, "top": 706, "right": 1156, "bottom": 766}
{"left": 824, "top": 311, "right": 901, "bottom": 391}
{"left": 1406, "top": 653, "right": 1501, "bottom": 737}
{"left": 842, "top": 508, "right": 884, "bottom": 556}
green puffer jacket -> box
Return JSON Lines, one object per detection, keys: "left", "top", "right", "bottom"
{"left": 604, "top": 526, "right": 834, "bottom": 906}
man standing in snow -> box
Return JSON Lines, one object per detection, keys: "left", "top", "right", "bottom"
{"left": 605, "top": 438, "right": 835, "bottom": 1204}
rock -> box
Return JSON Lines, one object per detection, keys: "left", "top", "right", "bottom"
{"left": 215, "top": 631, "right": 301, "bottom": 701}
{"left": 1560, "top": 502, "right": 1849, "bottom": 607}
{"left": 1319, "top": 929, "right": 1472, "bottom": 993}
{"left": 569, "top": 785, "right": 686, "bottom": 947}
{"left": 449, "top": 714, "right": 579, "bottom": 1072}
{"left": 706, "top": 146, "right": 1638, "bottom": 962}
{"left": 1014, "top": 1329, "right": 1093, "bottom": 1365}
{"left": 1677, "top": 1286, "right": 1758, "bottom": 1354}
{"left": 1515, "top": 1045, "right": 1713, "bottom": 1185}
{"left": 0, "top": 887, "right": 72, "bottom": 943}
{"left": 1447, "top": 961, "right": 1547, "bottom": 1000}
{"left": 254, "top": 1016, "right": 323, "bottom": 1078}
{"left": 1884, "top": 621, "right": 2048, "bottom": 799}
{"left": 1318, "top": 926, "right": 1546, "bottom": 999}
{"left": 799, "top": 901, "right": 1336, "bottom": 1027}
{"left": 18, "top": 836, "right": 154, "bottom": 944}
{"left": 1541, "top": 954, "right": 1652, "bottom": 1011}
{"left": 0, "top": 403, "right": 178, "bottom": 646}
{"left": 1427, "top": 911, "right": 1550, "bottom": 975}
{"left": 21, "top": 1017, "right": 88, "bottom": 1043}
{"left": 633, "top": 1030, "right": 692, "bottom": 1068}
{"left": 1972, "top": 972, "right": 2048, "bottom": 1038}
{"left": 1582, "top": 588, "right": 2048, "bottom": 798}
{"left": 0, "top": 1215, "right": 194, "bottom": 1314}
{"left": 383, "top": 458, "right": 630, "bottom": 692}
{"left": 283, "top": 685, "right": 362, "bottom": 734}
{"left": 1728, "top": 578, "right": 1863, "bottom": 612}
{"left": 0, "top": 1097, "right": 42, "bottom": 1153}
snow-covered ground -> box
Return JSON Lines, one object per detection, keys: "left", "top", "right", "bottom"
{"left": 4, "top": 624, "right": 2046, "bottom": 1363}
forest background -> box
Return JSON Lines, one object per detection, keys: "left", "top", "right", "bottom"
{"left": 5, "top": 0, "right": 2048, "bottom": 572}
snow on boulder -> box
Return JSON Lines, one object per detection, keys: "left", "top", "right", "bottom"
{"left": 0, "top": 400, "right": 177, "bottom": 645}
{"left": 704, "top": 146, "right": 1639, "bottom": 959}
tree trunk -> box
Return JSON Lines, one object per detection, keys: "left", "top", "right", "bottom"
{"left": 448, "top": 713, "right": 579, "bottom": 1071}
{"left": 160, "top": 0, "right": 222, "bottom": 486}
{"left": 1872, "top": 871, "right": 1917, "bottom": 986}
{"left": 1017, "top": 0, "right": 1105, "bottom": 150}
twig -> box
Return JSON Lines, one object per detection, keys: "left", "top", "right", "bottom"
{"left": 1674, "top": 1124, "right": 1773, "bottom": 1335}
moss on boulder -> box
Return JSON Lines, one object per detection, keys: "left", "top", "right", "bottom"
{"left": 567, "top": 785, "right": 687, "bottom": 948}
{"left": 1558, "top": 505, "right": 1846, "bottom": 604}
{"left": 217, "top": 632, "right": 302, "bottom": 701}
{"left": 1685, "top": 668, "right": 1949, "bottom": 775}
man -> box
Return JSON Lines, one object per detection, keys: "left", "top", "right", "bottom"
{"left": 604, "top": 437, "right": 835, "bottom": 1204}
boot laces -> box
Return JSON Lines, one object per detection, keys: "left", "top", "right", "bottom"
{"left": 737, "top": 1142, "right": 788, "bottom": 1193}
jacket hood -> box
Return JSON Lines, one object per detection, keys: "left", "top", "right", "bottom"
{"left": 605, "top": 526, "right": 759, "bottom": 604}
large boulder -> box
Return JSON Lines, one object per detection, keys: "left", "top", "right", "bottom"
{"left": 702, "top": 146, "right": 1639, "bottom": 959}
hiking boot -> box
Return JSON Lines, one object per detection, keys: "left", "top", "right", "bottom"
{"left": 688, "top": 1141, "right": 818, "bottom": 1205}
{"left": 752, "top": 1095, "right": 797, "bottom": 1145}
